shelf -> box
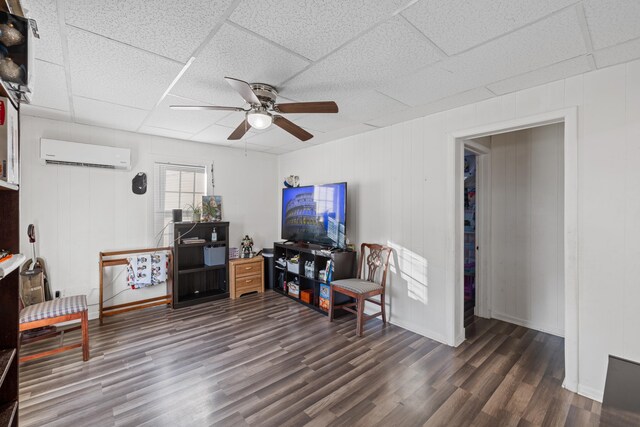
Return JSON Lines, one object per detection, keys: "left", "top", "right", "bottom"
{"left": 0, "top": 348, "right": 15, "bottom": 389}
{"left": 177, "top": 289, "right": 228, "bottom": 305}
{"left": 177, "top": 241, "right": 227, "bottom": 248}
{"left": 0, "top": 400, "right": 17, "bottom": 427}
{"left": 178, "top": 264, "right": 226, "bottom": 275}
{"left": 274, "top": 288, "right": 327, "bottom": 316}
{"left": 0, "top": 180, "right": 18, "bottom": 191}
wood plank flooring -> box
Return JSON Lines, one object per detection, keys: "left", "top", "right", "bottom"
{"left": 19, "top": 291, "right": 602, "bottom": 426}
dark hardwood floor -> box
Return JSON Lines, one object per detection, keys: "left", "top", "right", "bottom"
{"left": 19, "top": 291, "right": 601, "bottom": 426}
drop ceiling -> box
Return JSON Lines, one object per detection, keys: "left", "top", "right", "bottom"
{"left": 20, "top": 0, "right": 640, "bottom": 154}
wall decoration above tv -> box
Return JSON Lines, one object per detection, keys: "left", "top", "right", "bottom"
{"left": 281, "top": 182, "right": 347, "bottom": 249}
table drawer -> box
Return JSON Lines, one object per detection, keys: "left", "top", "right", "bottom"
{"left": 235, "top": 261, "right": 262, "bottom": 278}
{"left": 235, "top": 274, "right": 262, "bottom": 292}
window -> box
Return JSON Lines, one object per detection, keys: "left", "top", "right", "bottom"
{"left": 155, "top": 163, "right": 207, "bottom": 245}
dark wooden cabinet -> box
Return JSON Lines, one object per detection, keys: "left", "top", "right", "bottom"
{"left": 173, "top": 222, "right": 229, "bottom": 308}
{"left": 0, "top": 187, "right": 19, "bottom": 427}
{"left": 273, "top": 242, "right": 356, "bottom": 315}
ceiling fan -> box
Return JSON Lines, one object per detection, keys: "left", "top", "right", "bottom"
{"left": 170, "top": 77, "right": 339, "bottom": 142}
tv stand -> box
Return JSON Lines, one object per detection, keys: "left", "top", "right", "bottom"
{"left": 273, "top": 242, "right": 356, "bottom": 315}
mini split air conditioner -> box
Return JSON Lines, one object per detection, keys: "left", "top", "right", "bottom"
{"left": 40, "top": 138, "right": 131, "bottom": 170}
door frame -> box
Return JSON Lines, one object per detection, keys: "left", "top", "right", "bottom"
{"left": 462, "top": 141, "right": 491, "bottom": 319}
{"left": 446, "top": 107, "right": 579, "bottom": 393}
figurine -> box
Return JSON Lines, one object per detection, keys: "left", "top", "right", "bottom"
{"left": 283, "top": 175, "right": 300, "bottom": 188}
{"left": 241, "top": 235, "right": 254, "bottom": 258}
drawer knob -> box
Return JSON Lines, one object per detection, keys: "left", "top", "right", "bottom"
{"left": 246, "top": 279, "right": 252, "bottom": 283}
{"left": 245, "top": 267, "right": 252, "bottom": 270}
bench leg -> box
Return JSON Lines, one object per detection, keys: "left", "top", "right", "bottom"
{"left": 81, "top": 310, "right": 90, "bottom": 361}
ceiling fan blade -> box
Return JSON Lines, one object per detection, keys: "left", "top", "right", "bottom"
{"left": 170, "top": 105, "right": 245, "bottom": 111}
{"left": 273, "top": 115, "right": 313, "bottom": 141}
{"left": 224, "top": 77, "right": 261, "bottom": 105}
{"left": 273, "top": 101, "right": 338, "bottom": 114}
{"left": 228, "top": 119, "right": 251, "bottom": 140}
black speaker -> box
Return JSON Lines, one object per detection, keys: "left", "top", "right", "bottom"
{"left": 262, "top": 249, "right": 275, "bottom": 289}
{"left": 132, "top": 172, "right": 147, "bottom": 195}
{"left": 172, "top": 209, "right": 182, "bottom": 223}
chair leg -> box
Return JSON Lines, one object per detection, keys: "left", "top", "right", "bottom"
{"left": 381, "top": 293, "right": 386, "bottom": 324}
{"left": 328, "top": 286, "right": 334, "bottom": 322}
{"left": 81, "top": 310, "right": 90, "bottom": 361}
{"left": 356, "top": 296, "right": 365, "bottom": 337}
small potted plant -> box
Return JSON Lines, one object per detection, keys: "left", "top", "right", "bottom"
{"left": 186, "top": 203, "right": 202, "bottom": 222}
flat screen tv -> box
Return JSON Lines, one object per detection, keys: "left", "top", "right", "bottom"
{"left": 281, "top": 182, "right": 347, "bottom": 249}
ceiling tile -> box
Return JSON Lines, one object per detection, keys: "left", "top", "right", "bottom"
{"left": 379, "top": 8, "right": 587, "bottom": 106}
{"left": 63, "top": 0, "right": 235, "bottom": 62}
{"left": 142, "top": 94, "right": 230, "bottom": 134}
{"left": 367, "top": 88, "right": 494, "bottom": 128}
{"left": 243, "top": 128, "right": 300, "bottom": 148}
{"left": 488, "top": 55, "right": 593, "bottom": 95}
{"left": 594, "top": 37, "right": 640, "bottom": 68}
{"left": 139, "top": 126, "right": 194, "bottom": 141}
{"left": 293, "top": 115, "right": 358, "bottom": 133}
{"left": 171, "top": 23, "right": 309, "bottom": 105}
{"left": 190, "top": 123, "right": 236, "bottom": 145}
{"left": 229, "top": 0, "right": 412, "bottom": 61}
{"left": 21, "top": 104, "right": 72, "bottom": 122}
{"left": 73, "top": 96, "right": 148, "bottom": 132}
{"left": 337, "top": 91, "right": 409, "bottom": 123}
{"left": 280, "top": 16, "right": 441, "bottom": 100}
{"left": 22, "top": 0, "right": 64, "bottom": 65}
{"left": 584, "top": 0, "right": 640, "bottom": 50}
{"left": 402, "top": 0, "right": 576, "bottom": 55}
{"left": 30, "top": 60, "right": 70, "bottom": 111}
{"left": 66, "top": 27, "right": 183, "bottom": 110}
{"left": 267, "top": 143, "right": 306, "bottom": 155}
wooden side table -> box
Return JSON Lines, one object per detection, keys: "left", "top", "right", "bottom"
{"left": 229, "top": 256, "right": 264, "bottom": 299}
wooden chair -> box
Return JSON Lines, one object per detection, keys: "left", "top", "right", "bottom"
{"left": 19, "top": 295, "right": 90, "bottom": 363}
{"left": 329, "top": 243, "right": 392, "bottom": 337}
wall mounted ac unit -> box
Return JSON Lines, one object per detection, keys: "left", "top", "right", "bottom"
{"left": 40, "top": 139, "right": 131, "bottom": 170}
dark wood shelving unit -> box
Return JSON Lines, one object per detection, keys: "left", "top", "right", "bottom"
{"left": 0, "top": 183, "right": 20, "bottom": 427}
{"left": 273, "top": 242, "right": 356, "bottom": 316}
{"left": 173, "top": 222, "right": 230, "bottom": 308}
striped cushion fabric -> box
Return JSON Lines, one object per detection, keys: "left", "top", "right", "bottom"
{"left": 332, "top": 279, "right": 382, "bottom": 294}
{"left": 20, "top": 295, "right": 88, "bottom": 324}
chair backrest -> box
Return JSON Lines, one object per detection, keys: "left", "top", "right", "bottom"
{"left": 358, "top": 243, "right": 392, "bottom": 289}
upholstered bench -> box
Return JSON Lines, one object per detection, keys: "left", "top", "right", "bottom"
{"left": 19, "top": 295, "right": 90, "bottom": 363}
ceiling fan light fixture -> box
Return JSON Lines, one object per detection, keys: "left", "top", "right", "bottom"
{"left": 247, "top": 110, "right": 272, "bottom": 130}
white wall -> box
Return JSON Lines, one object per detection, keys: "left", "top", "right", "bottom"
{"left": 488, "top": 124, "right": 564, "bottom": 337}
{"left": 278, "top": 59, "right": 640, "bottom": 400}
{"left": 19, "top": 116, "right": 279, "bottom": 318}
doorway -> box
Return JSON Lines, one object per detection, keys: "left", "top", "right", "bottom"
{"left": 449, "top": 108, "right": 579, "bottom": 392}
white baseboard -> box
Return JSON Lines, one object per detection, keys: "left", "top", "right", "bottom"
{"left": 491, "top": 311, "right": 564, "bottom": 338}
{"left": 389, "top": 317, "right": 449, "bottom": 345}
{"left": 577, "top": 383, "right": 604, "bottom": 402}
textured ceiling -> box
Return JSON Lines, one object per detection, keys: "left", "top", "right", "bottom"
{"left": 19, "top": 0, "right": 640, "bottom": 154}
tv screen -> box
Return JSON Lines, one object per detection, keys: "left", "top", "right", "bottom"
{"left": 281, "top": 182, "right": 347, "bottom": 248}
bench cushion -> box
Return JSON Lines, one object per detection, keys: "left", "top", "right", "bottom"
{"left": 332, "top": 279, "right": 382, "bottom": 294}
{"left": 20, "top": 295, "right": 88, "bottom": 324}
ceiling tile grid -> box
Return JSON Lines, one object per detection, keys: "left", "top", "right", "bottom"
{"left": 170, "top": 23, "right": 309, "bottom": 106}
{"left": 228, "top": 0, "right": 414, "bottom": 61}
{"left": 379, "top": 7, "right": 588, "bottom": 107}
{"left": 63, "top": 0, "right": 237, "bottom": 63}
{"left": 66, "top": 27, "right": 184, "bottom": 110}
{"left": 402, "top": 0, "right": 577, "bottom": 55}
{"left": 17, "top": 0, "right": 640, "bottom": 154}
{"left": 280, "top": 15, "right": 442, "bottom": 100}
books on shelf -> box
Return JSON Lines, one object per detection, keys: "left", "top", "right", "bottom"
{"left": 182, "top": 237, "right": 206, "bottom": 244}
